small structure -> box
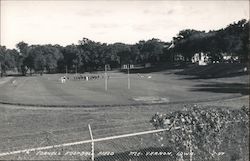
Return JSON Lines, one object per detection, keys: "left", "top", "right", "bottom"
{"left": 192, "top": 52, "right": 209, "bottom": 66}
{"left": 122, "top": 64, "right": 134, "bottom": 69}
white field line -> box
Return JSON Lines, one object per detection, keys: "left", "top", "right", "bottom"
{"left": 0, "top": 77, "right": 14, "bottom": 85}
{"left": 109, "top": 77, "right": 128, "bottom": 79}
{"left": 0, "top": 120, "right": 247, "bottom": 157}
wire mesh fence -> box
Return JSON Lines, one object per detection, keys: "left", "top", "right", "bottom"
{"left": 0, "top": 106, "right": 249, "bottom": 161}
{"left": 0, "top": 120, "right": 248, "bottom": 160}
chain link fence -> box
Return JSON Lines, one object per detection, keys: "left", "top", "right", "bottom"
{"left": 0, "top": 106, "right": 249, "bottom": 161}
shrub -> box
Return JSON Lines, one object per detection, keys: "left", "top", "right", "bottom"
{"left": 150, "top": 105, "right": 249, "bottom": 161}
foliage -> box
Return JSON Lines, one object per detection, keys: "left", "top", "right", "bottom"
{"left": 0, "top": 19, "right": 248, "bottom": 75}
{"left": 150, "top": 105, "right": 249, "bottom": 161}
{"left": 172, "top": 19, "right": 249, "bottom": 63}
{"left": 0, "top": 46, "right": 19, "bottom": 76}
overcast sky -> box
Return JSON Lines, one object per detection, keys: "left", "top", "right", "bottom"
{"left": 1, "top": 0, "right": 249, "bottom": 49}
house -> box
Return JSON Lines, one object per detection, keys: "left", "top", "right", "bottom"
{"left": 192, "top": 52, "right": 209, "bottom": 65}
{"left": 222, "top": 54, "right": 239, "bottom": 63}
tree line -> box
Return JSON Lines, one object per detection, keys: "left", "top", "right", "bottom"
{"left": 0, "top": 19, "right": 248, "bottom": 76}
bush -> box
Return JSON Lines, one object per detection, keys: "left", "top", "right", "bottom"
{"left": 150, "top": 105, "right": 249, "bottom": 161}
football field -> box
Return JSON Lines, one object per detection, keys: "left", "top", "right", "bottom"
{"left": 0, "top": 71, "right": 248, "bottom": 160}
{"left": 0, "top": 71, "right": 246, "bottom": 106}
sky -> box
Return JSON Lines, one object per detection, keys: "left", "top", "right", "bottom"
{"left": 0, "top": 0, "right": 249, "bottom": 49}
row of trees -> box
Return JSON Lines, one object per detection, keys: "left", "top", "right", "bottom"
{"left": 0, "top": 38, "right": 168, "bottom": 75}
{"left": 0, "top": 19, "right": 248, "bottom": 76}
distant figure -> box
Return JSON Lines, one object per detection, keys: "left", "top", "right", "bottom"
{"left": 12, "top": 80, "right": 17, "bottom": 86}
{"left": 61, "top": 76, "right": 66, "bottom": 83}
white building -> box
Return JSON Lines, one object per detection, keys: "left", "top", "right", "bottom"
{"left": 222, "top": 54, "right": 239, "bottom": 63}
{"left": 192, "top": 52, "right": 209, "bottom": 66}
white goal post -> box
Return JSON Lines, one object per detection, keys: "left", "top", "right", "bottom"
{"left": 104, "top": 64, "right": 134, "bottom": 91}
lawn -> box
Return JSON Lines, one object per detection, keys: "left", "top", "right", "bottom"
{"left": 0, "top": 70, "right": 248, "bottom": 160}
{"left": 0, "top": 70, "right": 247, "bottom": 106}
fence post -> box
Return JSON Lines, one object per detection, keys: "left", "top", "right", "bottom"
{"left": 189, "top": 134, "right": 193, "bottom": 161}
{"left": 88, "top": 124, "right": 94, "bottom": 161}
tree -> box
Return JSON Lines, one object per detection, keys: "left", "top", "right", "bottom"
{"left": 78, "top": 38, "right": 102, "bottom": 71}
{"left": 112, "top": 43, "right": 131, "bottom": 68}
{"left": 0, "top": 46, "right": 19, "bottom": 76}
{"left": 34, "top": 54, "right": 46, "bottom": 72}
{"left": 5, "top": 49, "right": 19, "bottom": 70}
{"left": 222, "top": 19, "right": 249, "bottom": 63}
{"left": 136, "top": 39, "right": 165, "bottom": 65}
{"left": 101, "top": 44, "right": 120, "bottom": 69}
{"left": 130, "top": 45, "right": 140, "bottom": 64}
{"left": 0, "top": 46, "right": 6, "bottom": 76}
{"left": 16, "top": 41, "right": 28, "bottom": 56}
{"left": 16, "top": 41, "right": 30, "bottom": 75}
{"left": 173, "top": 30, "right": 205, "bottom": 62}
{"left": 43, "top": 45, "right": 63, "bottom": 73}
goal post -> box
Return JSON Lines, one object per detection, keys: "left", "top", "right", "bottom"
{"left": 104, "top": 64, "right": 134, "bottom": 91}
{"left": 125, "top": 64, "right": 134, "bottom": 90}
{"left": 104, "top": 65, "right": 108, "bottom": 91}
{"left": 127, "top": 65, "right": 130, "bottom": 89}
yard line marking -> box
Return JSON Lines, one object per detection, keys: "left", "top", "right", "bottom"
{"left": 0, "top": 77, "right": 14, "bottom": 85}
{"left": 109, "top": 77, "right": 127, "bottom": 79}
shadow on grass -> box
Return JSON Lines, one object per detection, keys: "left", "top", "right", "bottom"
{"left": 175, "top": 63, "right": 248, "bottom": 80}
{"left": 177, "top": 72, "right": 248, "bottom": 80}
{"left": 120, "top": 64, "right": 186, "bottom": 74}
{"left": 5, "top": 73, "right": 41, "bottom": 77}
{"left": 6, "top": 74, "right": 26, "bottom": 77}
{"left": 191, "top": 83, "right": 249, "bottom": 95}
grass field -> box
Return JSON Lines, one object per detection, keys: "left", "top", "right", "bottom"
{"left": 0, "top": 68, "right": 248, "bottom": 160}
{"left": 0, "top": 69, "right": 248, "bottom": 106}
